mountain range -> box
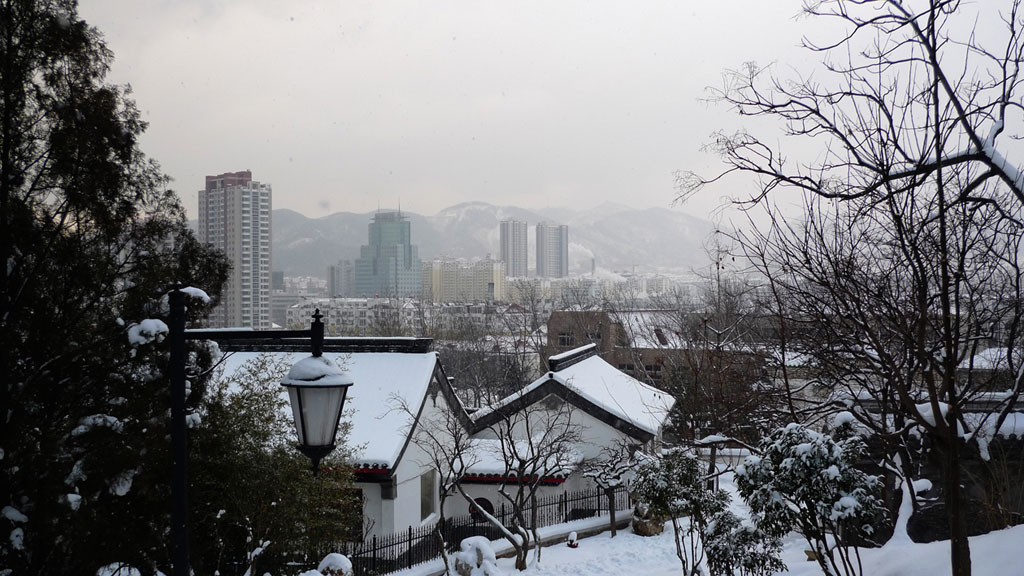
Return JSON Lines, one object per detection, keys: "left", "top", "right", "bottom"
{"left": 271, "top": 201, "right": 717, "bottom": 278}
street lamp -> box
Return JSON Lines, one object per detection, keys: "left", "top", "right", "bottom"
{"left": 280, "top": 336, "right": 354, "bottom": 474}
{"left": 168, "top": 290, "right": 352, "bottom": 576}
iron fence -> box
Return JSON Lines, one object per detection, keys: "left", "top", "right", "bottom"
{"left": 292, "top": 484, "right": 630, "bottom": 576}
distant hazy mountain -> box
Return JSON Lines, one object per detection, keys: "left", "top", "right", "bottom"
{"left": 271, "top": 202, "right": 716, "bottom": 277}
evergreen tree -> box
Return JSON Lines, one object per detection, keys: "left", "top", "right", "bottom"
{"left": 190, "top": 355, "right": 359, "bottom": 576}
{"left": 1, "top": 1, "right": 228, "bottom": 573}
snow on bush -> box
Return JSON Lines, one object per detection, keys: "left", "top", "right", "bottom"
{"left": 9, "top": 527, "right": 24, "bottom": 550}
{"left": 317, "top": 552, "right": 353, "bottom": 576}
{"left": 631, "top": 449, "right": 730, "bottom": 575}
{"left": 179, "top": 286, "right": 211, "bottom": 303}
{"left": 2, "top": 506, "right": 27, "bottom": 524}
{"left": 108, "top": 469, "right": 137, "bottom": 496}
{"left": 71, "top": 414, "right": 123, "bottom": 437}
{"left": 703, "top": 509, "right": 785, "bottom": 576}
{"left": 95, "top": 563, "right": 141, "bottom": 576}
{"left": 454, "top": 536, "right": 501, "bottom": 576}
{"left": 735, "top": 423, "right": 885, "bottom": 576}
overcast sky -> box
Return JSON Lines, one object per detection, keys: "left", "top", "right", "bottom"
{"left": 79, "top": 0, "right": 817, "bottom": 221}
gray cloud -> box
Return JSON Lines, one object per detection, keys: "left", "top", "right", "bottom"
{"left": 80, "top": 0, "right": 819, "bottom": 221}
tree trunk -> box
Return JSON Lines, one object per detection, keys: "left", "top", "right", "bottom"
{"left": 435, "top": 521, "right": 451, "bottom": 576}
{"left": 606, "top": 487, "right": 617, "bottom": 537}
{"left": 942, "top": 436, "right": 972, "bottom": 576}
{"left": 705, "top": 445, "right": 717, "bottom": 491}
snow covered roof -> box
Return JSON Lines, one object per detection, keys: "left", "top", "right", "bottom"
{"left": 218, "top": 350, "right": 440, "bottom": 469}
{"left": 549, "top": 350, "right": 675, "bottom": 436}
{"left": 474, "top": 345, "right": 675, "bottom": 439}
{"left": 959, "top": 347, "right": 1012, "bottom": 371}
{"left": 613, "top": 310, "right": 687, "bottom": 349}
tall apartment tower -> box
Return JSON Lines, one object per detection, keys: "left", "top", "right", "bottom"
{"left": 535, "top": 222, "right": 569, "bottom": 278}
{"left": 499, "top": 220, "right": 529, "bottom": 278}
{"left": 327, "top": 260, "right": 355, "bottom": 297}
{"left": 354, "top": 211, "right": 422, "bottom": 297}
{"left": 198, "top": 170, "right": 272, "bottom": 328}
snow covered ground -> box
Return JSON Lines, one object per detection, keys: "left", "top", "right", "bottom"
{"left": 347, "top": 471, "right": 1023, "bottom": 576}
{"left": 492, "top": 522, "right": 1024, "bottom": 576}
{"left": 479, "top": 473, "right": 1024, "bottom": 576}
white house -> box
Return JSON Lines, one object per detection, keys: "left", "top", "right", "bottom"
{"left": 451, "top": 343, "right": 675, "bottom": 518}
{"left": 217, "top": 339, "right": 674, "bottom": 540}
{"left": 218, "top": 338, "right": 466, "bottom": 539}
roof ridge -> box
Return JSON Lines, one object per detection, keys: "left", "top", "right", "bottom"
{"left": 548, "top": 343, "right": 598, "bottom": 371}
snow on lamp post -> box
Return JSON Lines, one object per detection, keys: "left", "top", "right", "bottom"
{"left": 280, "top": 351, "right": 353, "bottom": 474}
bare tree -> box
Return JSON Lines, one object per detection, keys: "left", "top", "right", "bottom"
{"left": 735, "top": 190, "right": 1023, "bottom": 576}
{"left": 391, "top": 391, "right": 477, "bottom": 576}
{"left": 679, "top": 0, "right": 1024, "bottom": 215}
{"left": 470, "top": 395, "right": 582, "bottom": 570}
{"left": 580, "top": 441, "right": 638, "bottom": 538}
{"left": 681, "top": 2, "right": 1024, "bottom": 574}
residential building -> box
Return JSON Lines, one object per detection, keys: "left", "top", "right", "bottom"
{"left": 198, "top": 170, "right": 272, "bottom": 329}
{"left": 271, "top": 276, "right": 328, "bottom": 327}
{"left": 354, "top": 211, "right": 422, "bottom": 297}
{"left": 328, "top": 260, "right": 355, "bottom": 297}
{"left": 421, "top": 259, "right": 460, "bottom": 303}
{"left": 421, "top": 258, "right": 507, "bottom": 303}
{"left": 536, "top": 222, "right": 569, "bottom": 278}
{"left": 472, "top": 258, "right": 506, "bottom": 302}
{"left": 499, "top": 220, "right": 529, "bottom": 278}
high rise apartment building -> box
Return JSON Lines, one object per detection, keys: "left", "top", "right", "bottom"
{"left": 421, "top": 258, "right": 506, "bottom": 303}
{"left": 422, "top": 259, "right": 460, "bottom": 303}
{"left": 198, "top": 170, "right": 272, "bottom": 328}
{"left": 535, "top": 222, "right": 569, "bottom": 278}
{"left": 354, "top": 211, "right": 422, "bottom": 297}
{"left": 499, "top": 219, "right": 529, "bottom": 278}
{"left": 328, "top": 260, "right": 355, "bottom": 297}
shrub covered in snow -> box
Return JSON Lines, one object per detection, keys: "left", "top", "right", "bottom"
{"left": 453, "top": 536, "right": 501, "bottom": 576}
{"left": 632, "top": 449, "right": 729, "bottom": 575}
{"left": 736, "top": 423, "right": 885, "bottom": 576}
{"left": 317, "top": 552, "right": 353, "bottom": 576}
{"left": 703, "top": 509, "right": 785, "bottom": 576}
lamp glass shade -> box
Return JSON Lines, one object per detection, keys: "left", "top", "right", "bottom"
{"left": 281, "top": 355, "right": 353, "bottom": 448}
{"left": 286, "top": 384, "right": 349, "bottom": 447}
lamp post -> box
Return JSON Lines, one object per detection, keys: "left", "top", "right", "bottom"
{"left": 168, "top": 290, "right": 352, "bottom": 576}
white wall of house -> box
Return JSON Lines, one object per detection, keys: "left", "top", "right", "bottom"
{"left": 354, "top": 376, "right": 662, "bottom": 541}
{"left": 472, "top": 392, "right": 649, "bottom": 461}
{"left": 363, "top": 376, "right": 453, "bottom": 537}
{"left": 442, "top": 482, "right": 568, "bottom": 520}
{"left": 357, "top": 481, "right": 385, "bottom": 538}
{"left": 455, "top": 394, "right": 651, "bottom": 523}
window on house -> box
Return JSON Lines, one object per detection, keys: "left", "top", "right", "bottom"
{"left": 558, "top": 332, "right": 574, "bottom": 347}
{"left": 420, "top": 470, "right": 436, "bottom": 520}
